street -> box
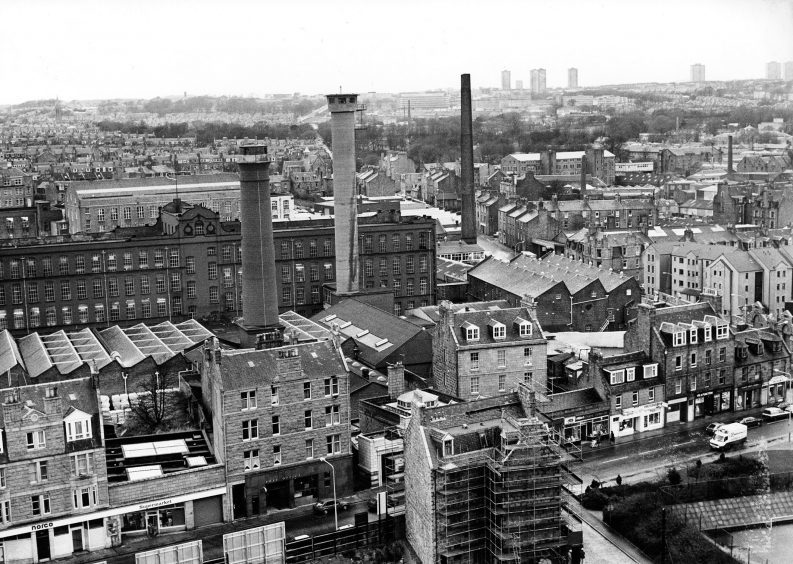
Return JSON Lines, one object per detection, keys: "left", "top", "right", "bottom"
{"left": 575, "top": 416, "right": 793, "bottom": 489}
{"left": 476, "top": 233, "right": 517, "bottom": 262}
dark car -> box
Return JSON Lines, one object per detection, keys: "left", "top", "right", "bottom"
{"left": 762, "top": 407, "right": 787, "bottom": 421}
{"left": 313, "top": 499, "right": 350, "bottom": 515}
{"left": 737, "top": 416, "right": 762, "bottom": 428}
{"left": 705, "top": 423, "right": 723, "bottom": 436}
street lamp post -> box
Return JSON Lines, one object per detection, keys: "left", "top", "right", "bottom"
{"left": 319, "top": 457, "right": 338, "bottom": 531}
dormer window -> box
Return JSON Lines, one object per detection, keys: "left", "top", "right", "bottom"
{"left": 64, "top": 410, "right": 93, "bottom": 442}
{"left": 673, "top": 331, "right": 686, "bottom": 346}
{"left": 689, "top": 329, "right": 698, "bottom": 344}
{"left": 463, "top": 322, "right": 479, "bottom": 342}
{"left": 716, "top": 324, "right": 728, "bottom": 339}
{"left": 514, "top": 317, "right": 532, "bottom": 337}
{"left": 608, "top": 369, "right": 625, "bottom": 385}
{"left": 643, "top": 364, "right": 658, "bottom": 379}
{"left": 704, "top": 325, "right": 712, "bottom": 342}
{"left": 489, "top": 320, "right": 506, "bottom": 340}
{"left": 443, "top": 437, "right": 454, "bottom": 457}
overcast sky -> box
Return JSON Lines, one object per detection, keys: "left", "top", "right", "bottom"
{"left": 1, "top": 0, "right": 792, "bottom": 105}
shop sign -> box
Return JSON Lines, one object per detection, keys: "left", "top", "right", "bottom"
{"left": 30, "top": 522, "right": 54, "bottom": 532}
{"left": 696, "top": 391, "right": 713, "bottom": 399}
{"left": 563, "top": 417, "right": 576, "bottom": 425}
{"left": 138, "top": 499, "right": 174, "bottom": 511}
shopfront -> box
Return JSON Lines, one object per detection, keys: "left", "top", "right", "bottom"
{"left": 0, "top": 488, "right": 226, "bottom": 563}
{"left": 765, "top": 374, "right": 791, "bottom": 407}
{"left": 561, "top": 414, "right": 610, "bottom": 444}
{"left": 611, "top": 401, "right": 666, "bottom": 438}
{"left": 666, "top": 397, "right": 687, "bottom": 423}
{"left": 735, "top": 383, "right": 762, "bottom": 411}
{"left": 694, "top": 389, "right": 732, "bottom": 418}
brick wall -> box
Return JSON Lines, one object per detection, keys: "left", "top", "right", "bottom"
{"left": 404, "top": 404, "right": 436, "bottom": 564}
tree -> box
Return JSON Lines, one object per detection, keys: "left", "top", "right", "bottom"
{"left": 129, "top": 370, "right": 173, "bottom": 431}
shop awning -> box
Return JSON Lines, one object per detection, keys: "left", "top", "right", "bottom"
{"left": 769, "top": 374, "right": 790, "bottom": 385}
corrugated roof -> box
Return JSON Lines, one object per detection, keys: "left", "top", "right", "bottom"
{"left": 0, "top": 329, "right": 25, "bottom": 375}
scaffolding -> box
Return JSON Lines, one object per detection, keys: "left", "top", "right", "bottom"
{"left": 433, "top": 415, "right": 581, "bottom": 564}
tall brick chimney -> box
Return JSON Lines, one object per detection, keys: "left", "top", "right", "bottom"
{"left": 727, "top": 135, "right": 734, "bottom": 173}
{"left": 460, "top": 74, "right": 477, "bottom": 244}
{"left": 236, "top": 144, "right": 283, "bottom": 348}
{"left": 327, "top": 94, "right": 360, "bottom": 294}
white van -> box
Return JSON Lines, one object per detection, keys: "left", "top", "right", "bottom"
{"left": 709, "top": 423, "right": 747, "bottom": 450}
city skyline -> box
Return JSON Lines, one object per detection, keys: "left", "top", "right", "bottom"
{"left": 0, "top": 0, "right": 791, "bottom": 105}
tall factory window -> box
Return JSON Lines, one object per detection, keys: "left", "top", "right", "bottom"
{"left": 282, "top": 287, "right": 292, "bottom": 304}
{"left": 281, "top": 265, "right": 291, "bottom": 282}
{"left": 309, "top": 241, "right": 317, "bottom": 257}
{"left": 169, "top": 250, "right": 180, "bottom": 268}
{"left": 295, "top": 264, "right": 305, "bottom": 282}
{"left": 379, "top": 235, "right": 387, "bottom": 253}
{"left": 323, "top": 240, "right": 332, "bottom": 256}
{"left": 419, "top": 278, "right": 428, "bottom": 294}
{"left": 141, "top": 300, "right": 151, "bottom": 318}
{"left": 419, "top": 232, "right": 428, "bottom": 250}
{"left": 405, "top": 234, "right": 413, "bottom": 251}
{"left": 363, "top": 235, "right": 372, "bottom": 253}
{"left": 364, "top": 260, "right": 373, "bottom": 277}
{"left": 59, "top": 256, "right": 69, "bottom": 275}
{"left": 392, "top": 234, "right": 400, "bottom": 251}
{"left": 392, "top": 258, "right": 401, "bottom": 275}
{"left": 281, "top": 242, "right": 290, "bottom": 259}
{"left": 295, "top": 242, "right": 304, "bottom": 258}
{"left": 419, "top": 255, "right": 428, "bottom": 273}
{"left": 406, "top": 256, "right": 414, "bottom": 274}
{"left": 310, "top": 265, "right": 319, "bottom": 282}
{"left": 138, "top": 251, "right": 149, "bottom": 269}
{"left": 324, "top": 263, "right": 333, "bottom": 281}
{"left": 154, "top": 250, "right": 164, "bottom": 268}
{"left": 208, "top": 263, "right": 218, "bottom": 280}
{"left": 186, "top": 256, "right": 195, "bottom": 274}
{"left": 75, "top": 255, "right": 85, "bottom": 274}
{"left": 140, "top": 276, "right": 150, "bottom": 295}
{"left": 209, "top": 287, "right": 219, "bottom": 303}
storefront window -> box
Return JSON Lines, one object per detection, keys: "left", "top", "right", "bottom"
{"left": 122, "top": 504, "right": 186, "bottom": 534}
{"left": 159, "top": 507, "right": 185, "bottom": 528}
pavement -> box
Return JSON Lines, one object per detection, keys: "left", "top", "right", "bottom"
{"left": 65, "top": 492, "right": 379, "bottom": 564}
{"left": 572, "top": 406, "right": 791, "bottom": 489}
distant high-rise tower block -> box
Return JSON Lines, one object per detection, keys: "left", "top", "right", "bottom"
{"left": 501, "top": 70, "right": 511, "bottom": 90}
{"left": 515, "top": 79, "right": 524, "bottom": 90}
{"left": 690, "top": 63, "right": 706, "bottom": 83}
{"left": 326, "top": 93, "right": 360, "bottom": 295}
{"left": 568, "top": 67, "right": 579, "bottom": 89}
{"left": 767, "top": 61, "right": 781, "bottom": 80}
{"left": 530, "top": 68, "right": 546, "bottom": 96}
{"left": 785, "top": 61, "right": 793, "bottom": 81}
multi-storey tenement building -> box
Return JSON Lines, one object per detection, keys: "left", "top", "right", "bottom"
{"left": 733, "top": 326, "right": 792, "bottom": 412}
{"left": 0, "top": 200, "right": 436, "bottom": 335}
{"left": 625, "top": 302, "right": 734, "bottom": 423}
{"left": 404, "top": 389, "right": 579, "bottom": 564}
{"left": 199, "top": 338, "right": 353, "bottom": 519}
{"left": 432, "top": 300, "right": 547, "bottom": 399}
{"left": 0, "top": 378, "right": 109, "bottom": 562}
{"left": 586, "top": 350, "right": 665, "bottom": 440}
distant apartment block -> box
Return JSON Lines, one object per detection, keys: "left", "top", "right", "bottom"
{"left": 767, "top": 61, "right": 781, "bottom": 80}
{"left": 530, "top": 68, "right": 547, "bottom": 96}
{"left": 501, "top": 70, "right": 511, "bottom": 90}
{"left": 568, "top": 67, "right": 578, "bottom": 88}
{"left": 690, "top": 63, "right": 706, "bottom": 83}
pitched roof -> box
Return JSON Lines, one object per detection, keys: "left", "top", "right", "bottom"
{"left": 218, "top": 340, "right": 345, "bottom": 391}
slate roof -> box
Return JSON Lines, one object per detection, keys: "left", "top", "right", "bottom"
{"left": 218, "top": 340, "right": 345, "bottom": 391}
{"left": 311, "top": 299, "right": 427, "bottom": 366}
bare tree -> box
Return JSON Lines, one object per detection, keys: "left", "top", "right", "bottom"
{"left": 129, "top": 370, "right": 173, "bottom": 431}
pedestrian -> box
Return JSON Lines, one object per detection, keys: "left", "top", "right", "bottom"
{"left": 610, "top": 431, "right": 615, "bottom": 444}
{"left": 616, "top": 474, "right": 622, "bottom": 486}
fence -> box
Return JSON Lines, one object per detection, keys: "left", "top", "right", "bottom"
{"left": 659, "top": 470, "right": 793, "bottom": 506}
{"left": 285, "top": 516, "right": 400, "bottom": 563}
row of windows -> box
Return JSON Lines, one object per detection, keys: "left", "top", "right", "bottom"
{"left": 241, "top": 406, "right": 341, "bottom": 441}
{"left": 674, "top": 369, "right": 728, "bottom": 394}
{"left": 470, "top": 347, "right": 535, "bottom": 370}
{"left": 674, "top": 348, "right": 728, "bottom": 371}
{"left": 469, "top": 371, "right": 535, "bottom": 395}
{"left": 240, "top": 378, "right": 340, "bottom": 410}
{"left": 277, "top": 232, "right": 432, "bottom": 261}
{"left": 363, "top": 256, "right": 430, "bottom": 276}
{"left": 0, "top": 297, "right": 177, "bottom": 329}
{"left": 614, "top": 387, "right": 661, "bottom": 410}
{"left": 243, "top": 434, "right": 342, "bottom": 471}
{"left": 0, "top": 484, "right": 99, "bottom": 522}
{"left": 0, "top": 246, "right": 240, "bottom": 279}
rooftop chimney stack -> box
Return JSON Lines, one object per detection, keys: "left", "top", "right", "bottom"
{"left": 727, "top": 135, "right": 734, "bottom": 174}
{"left": 460, "top": 74, "right": 477, "bottom": 244}
{"left": 236, "top": 144, "right": 283, "bottom": 348}
{"left": 327, "top": 93, "right": 360, "bottom": 294}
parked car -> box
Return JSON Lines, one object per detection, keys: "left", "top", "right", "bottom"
{"left": 313, "top": 499, "right": 350, "bottom": 515}
{"left": 737, "top": 416, "right": 762, "bottom": 428}
{"left": 367, "top": 497, "right": 378, "bottom": 512}
{"left": 784, "top": 405, "right": 793, "bottom": 414}
{"left": 762, "top": 407, "right": 788, "bottom": 421}
{"left": 705, "top": 423, "right": 724, "bottom": 436}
